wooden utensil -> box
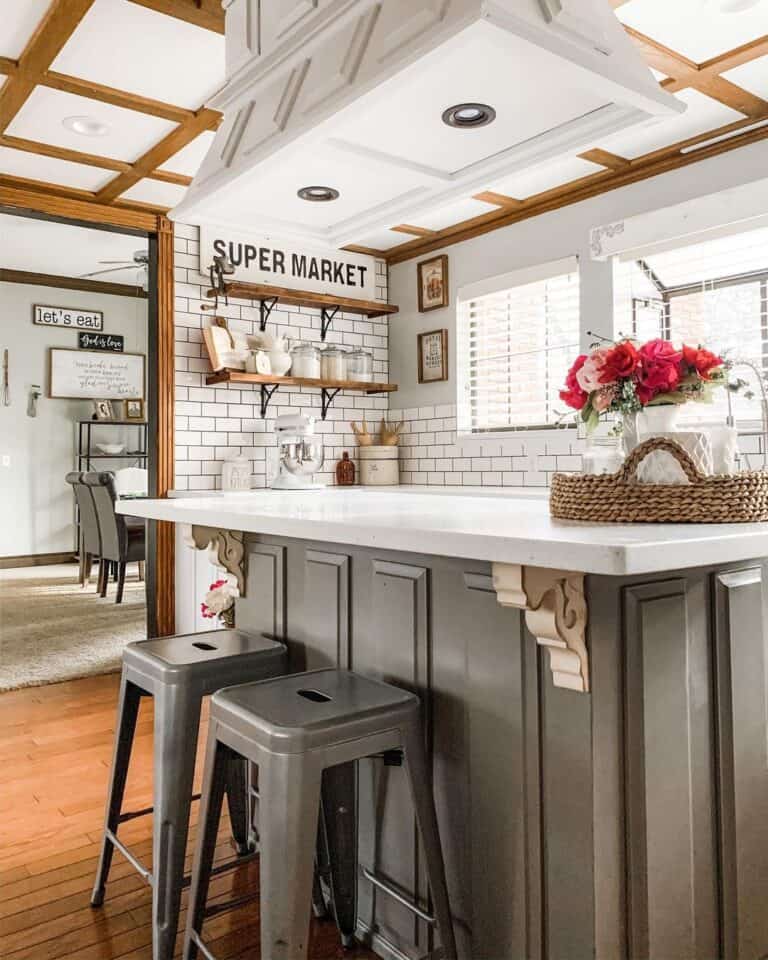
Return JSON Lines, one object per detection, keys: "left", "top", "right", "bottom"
{"left": 379, "top": 418, "right": 404, "bottom": 445}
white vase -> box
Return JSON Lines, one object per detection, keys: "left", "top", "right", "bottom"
{"left": 637, "top": 405, "right": 680, "bottom": 435}
{"left": 635, "top": 405, "right": 713, "bottom": 484}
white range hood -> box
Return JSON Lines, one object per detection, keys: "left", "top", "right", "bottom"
{"left": 171, "top": 0, "right": 683, "bottom": 246}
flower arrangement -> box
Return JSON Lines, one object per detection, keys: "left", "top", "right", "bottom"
{"left": 201, "top": 578, "right": 239, "bottom": 628}
{"left": 560, "top": 336, "right": 733, "bottom": 432}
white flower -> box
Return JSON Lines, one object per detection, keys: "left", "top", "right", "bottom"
{"left": 203, "top": 580, "right": 239, "bottom": 615}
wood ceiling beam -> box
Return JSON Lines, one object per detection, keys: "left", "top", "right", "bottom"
{"left": 578, "top": 148, "right": 631, "bottom": 171}
{"left": 0, "top": 183, "right": 159, "bottom": 231}
{"left": 384, "top": 119, "right": 768, "bottom": 265}
{"left": 0, "top": 57, "right": 17, "bottom": 76}
{"left": 94, "top": 107, "right": 219, "bottom": 202}
{"left": 41, "top": 71, "right": 195, "bottom": 123}
{"left": 472, "top": 190, "right": 523, "bottom": 206}
{"left": 391, "top": 224, "right": 436, "bottom": 237}
{"left": 126, "top": 0, "right": 224, "bottom": 34}
{"left": 0, "top": 172, "right": 95, "bottom": 202}
{"left": 698, "top": 35, "right": 768, "bottom": 76}
{"left": 0, "top": 0, "right": 96, "bottom": 134}
{"left": 626, "top": 26, "right": 768, "bottom": 117}
{"left": 0, "top": 268, "right": 148, "bottom": 298}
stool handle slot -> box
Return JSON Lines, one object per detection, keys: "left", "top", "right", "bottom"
{"left": 192, "top": 641, "right": 218, "bottom": 651}
{"left": 297, "top": 688, "right": 333, "bottom": 703}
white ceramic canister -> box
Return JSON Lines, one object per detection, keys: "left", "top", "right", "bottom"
{"left": 222, "top": 455, "right": 252, "bottom": 491}
{"left": 359, "top": 445, "right": 399, "bottom": 485}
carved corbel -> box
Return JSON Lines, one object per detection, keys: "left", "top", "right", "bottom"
{"left": 492, "top": 563, "right": 589, "bottom": 693}
{"left": 181, "top": 524, "right": 247, "bottom": 597}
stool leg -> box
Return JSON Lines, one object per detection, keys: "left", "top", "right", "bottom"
{"left": 152, "top": 684, "right": 202, "bottom": 960}
{"left": 402, "top": 725, "right": 458, "bottom": 960}
{"left": 91, "top": 675, "right": 142, "bottom": 906}
{"left": 259, "top": 754, "right": 323, "bottom": 960}
{"left": 321, "top": 762, "right": 358, "bottom": 946}
{"left": 183, "top": 733, "right": 230, "bottom": 960}
{"left": 224, "top": 754, "right": 250, "bottom": 855}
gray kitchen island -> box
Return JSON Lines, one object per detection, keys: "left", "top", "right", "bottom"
{"left": 121, "top": 488, "right": 768, "bottom": 960}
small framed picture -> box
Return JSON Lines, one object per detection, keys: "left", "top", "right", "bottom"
{"left": 417, "top": 254, "right": 449, "bottom": 312}
{"left": 93, "top": 399, "right": 114, "bottom": 421}
{"left": 124, "top": 398, "right": 145, "bottom": 421}
{"left": 417, "top": 329, "right": 449, "bottom": 384}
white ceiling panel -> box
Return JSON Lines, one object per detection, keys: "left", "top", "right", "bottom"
{"left": 486, "top": 156, "right": 602, "bottom": 200}
{"left": 0, "top": 213, "right": 145, "bottom": 279}
{"left": 331, "top": 23, "right": 610, "bottom": 176}
{"left": 52, "top": 0, "right": 225, "bottom": 111}
{"left": 616, "top": 0, "right": 768, "bottom": 63}
{"left": 349, "top": 229, "right": 411, "bottom": 251}
{"left": 0, "top": 147, "right": 113, "bottom": 191}
{"left": 1, "top": 0, "right": 50, "bottom": 59}
{"left": 158, "top": 131, "right": 216, "bottom": 176}
{"left": 410, "top": 198, "right": 497, "bottom": 232}
{"left": 722, "top": 55, "right": 768, "bottom": 99}
{"left": 596, "top": 88, "right": 745, "bottom": 159}
{"left": 6, "top": 87, "right": 178, "bottom": 163}
{"left": 121, "top": 179, "right": 188, "bottom": 208}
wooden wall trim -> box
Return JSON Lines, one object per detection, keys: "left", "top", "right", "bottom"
{"left": 155, "top": 215, "right": 176, "bottom": 636}
{"left": 0, "top": 267, "right": 147, "bottom": 298}
{"left": 0, "top": 184, "right": 158, "bottom": 231}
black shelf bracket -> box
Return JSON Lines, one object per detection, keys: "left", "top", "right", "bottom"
{"left": 320, "top": 306, "right": 340, "bottom": 341}
{"left": 321, "top": 387, "right": 341, "bottom": 420}
{"left": 259, "top": 296, "right": 279, "bottom": 332}
{"left": 260, "top": 383, "right": 280, "bottom": 418}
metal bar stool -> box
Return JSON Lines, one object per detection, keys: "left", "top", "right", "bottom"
{"left": 183, "top": 668, "right": 458, "bottom": 960}
{"left": 91, "top": 629, "right": 288, "bottom": 960}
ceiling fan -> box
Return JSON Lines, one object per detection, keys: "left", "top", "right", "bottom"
{"left": 80, "top": 249, "right": 149, "bottom": 289}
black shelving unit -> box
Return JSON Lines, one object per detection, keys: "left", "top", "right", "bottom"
{"left": 77, "top": 419, "right": 148, "bottom": 470}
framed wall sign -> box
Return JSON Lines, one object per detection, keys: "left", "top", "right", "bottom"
{"left": 417, "top": 255, "right": 449, "bottom": 312}
{"left": 49, "top": 348, "right": 145, "bottom": 400}
{"left": 78, "top": 332, "right": 124, "bottom": 352}
{"left": 33, "top": 304, "right": 103, "bottom": 330}
{"left": 418, "top": 329, "right": 448, "bottom": 383}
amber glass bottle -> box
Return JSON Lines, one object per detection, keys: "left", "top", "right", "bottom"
{"left": 336, "top": 451, "right": 355, "bottom": 486}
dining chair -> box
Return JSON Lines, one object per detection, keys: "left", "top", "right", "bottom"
{"left": 66, "top": 471, "right": 101, "bottom": 589}
{"left": 83, "top": 472, "right": 146, "bottom": 603}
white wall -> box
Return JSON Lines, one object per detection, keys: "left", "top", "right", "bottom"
{"left": 0, "top": 283, "right": 148, "bottom": 558}
{"left": 388, "top": 140, "right": 768, "bottom": 411}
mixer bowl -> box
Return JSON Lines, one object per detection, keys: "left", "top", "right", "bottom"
{"left": 280, "top": 438, "right": 324, "bottom": 477}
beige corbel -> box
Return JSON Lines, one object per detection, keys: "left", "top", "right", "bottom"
{"left": 181, "top": 524, "right": 247, "bottom": 597}
{"left": 492, "top": 563, "right": 589, "bottom": 693}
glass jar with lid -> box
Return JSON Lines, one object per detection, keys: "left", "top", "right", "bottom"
{"left": 346, "top": 348, "right": 373, "bottom": 381}
{"left": 290, "top": 342, "right": 321, "bottom": 379}
{"left": 321, "top": 346, "right": 347, "bottom": 381}
{"left": 582, "top": 436, "right": 624, "bottom": 476}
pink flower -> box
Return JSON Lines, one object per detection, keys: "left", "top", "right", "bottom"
{"left": 576, "top": 348, "right": 611, "bottom": 393}
{"left": 592, "top": 386, "right": 615, "bottom": 413}
{"left": 636, "top": 339, "right": 682, "bottom": 404}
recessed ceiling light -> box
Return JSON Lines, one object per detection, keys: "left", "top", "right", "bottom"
{"left": 297, "top": 185, "right": 340, "bottom": 202}
{"left": 62, "top": 115, "right": 110, "bottom": 137}
{"left": 442, "top": 103, "right": 496, "bottom": 129}
{"left": 708, "top": 0, "right": 761, "bottom": 12}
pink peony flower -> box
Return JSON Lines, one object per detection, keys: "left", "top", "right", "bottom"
{"left": 576, "top": 348, "right": 611, "bottom": 393}
{"left": 636, "top": 339, "right": 682, "bottom": 404}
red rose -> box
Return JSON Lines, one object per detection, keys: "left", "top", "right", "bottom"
{"left": 682, "top": 344, "right": 723, "bottom": 380}
{"left": 600, "top": 340, "right": 639, "bottom": 383}
{"left": 560, "top": 354, "right": 589, "bottom": 410}
{"left": 637, "top": 339, "right": 682, "bottom": 404}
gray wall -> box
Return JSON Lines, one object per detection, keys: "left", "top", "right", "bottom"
{"left": 387, "top": 139, "right": 768, "bottom": 411}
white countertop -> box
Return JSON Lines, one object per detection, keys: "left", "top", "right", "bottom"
{"left": 118, "top": 486, "right": 768, "bottom": 576}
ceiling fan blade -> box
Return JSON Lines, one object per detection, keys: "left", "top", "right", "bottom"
{"left": 80, "top": 266, "right": 138, "bottom": 278}
{"left": 97, "top": 260, "right": 135, "bottom": 265}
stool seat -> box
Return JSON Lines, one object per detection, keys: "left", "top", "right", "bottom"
{"left": 124, "top": 629, "right": 285, "bottom": 692}
{"left": 214, "top": 669, "right": 418, "bottom": 753}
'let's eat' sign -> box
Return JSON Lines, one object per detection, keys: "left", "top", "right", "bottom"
{"left": 33, "top": 304, "right": 104, "bottom": 331}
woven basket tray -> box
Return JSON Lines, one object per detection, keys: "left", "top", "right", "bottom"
{"left": 550, "top": 437, "right": 768, "bottom": 523}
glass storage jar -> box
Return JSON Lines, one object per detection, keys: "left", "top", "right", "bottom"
{"left": 290, "top": 342, "right": 321, "bottom": 379}
{"left": 321, "top": 346, "right": 347, "bottom": 381}
{"left": 346, "top": 348, "right": 373, "bottom": 380}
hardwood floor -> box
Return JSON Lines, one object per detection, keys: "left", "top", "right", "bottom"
{"left": 0, "top": 673, "right": 374, "bottom": 959}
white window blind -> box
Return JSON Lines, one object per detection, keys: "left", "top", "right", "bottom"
{"left": 457, "top": 257, "right": 580, "bottom": 434}
{"left": 614, "top": 225, "right": 768, "bottom": 424}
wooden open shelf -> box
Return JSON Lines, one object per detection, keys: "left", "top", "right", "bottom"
{"left": 207, "top": 281, "right": 398, "bottom": 319}
{"left": 206, "top": 370, "right": 397, "bottom": 393}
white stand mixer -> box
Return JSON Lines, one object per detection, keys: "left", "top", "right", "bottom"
{"left": 271, "top": 414, "right": 325, "bottom": 490}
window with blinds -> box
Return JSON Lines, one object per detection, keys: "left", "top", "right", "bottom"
{"left": 457, "top": 258, "right": 580, "bottom": 434}
{"left": 614, "top": 225, "right": 768, "bottom": 424}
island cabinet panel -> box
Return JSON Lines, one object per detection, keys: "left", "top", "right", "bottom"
{"left": 713, "top": 567, "right": 768, "bottom": 960}
{"left": 236, "top": 541, "right": 287, "bottom": 641}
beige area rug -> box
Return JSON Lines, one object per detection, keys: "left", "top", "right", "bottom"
{"left": 0, "top": 563, "right": 146, "bottom": 691}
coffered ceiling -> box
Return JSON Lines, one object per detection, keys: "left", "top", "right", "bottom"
{"left": 0, "top": 0, "right": 767, "bottom": 264}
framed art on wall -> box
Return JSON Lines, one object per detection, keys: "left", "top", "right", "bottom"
{"left": 417, "top": 254, "right": 449, "bottom": 312}
{"left": 418, "top": 329, "right": 449, "bottom": 383}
